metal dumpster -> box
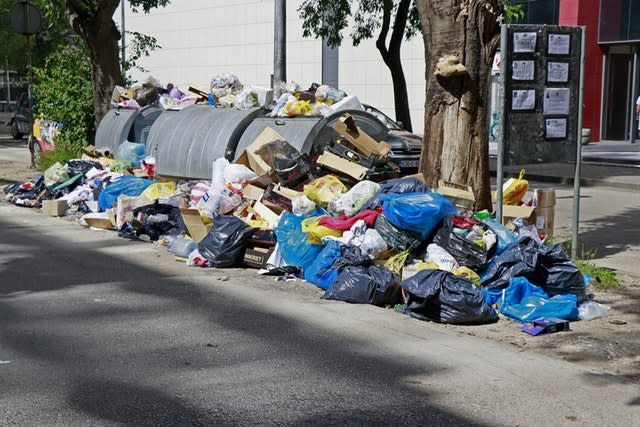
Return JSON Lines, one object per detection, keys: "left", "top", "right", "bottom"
{"left": 233, "top": 109, "right": 388, "bottom": 160}
{"left": 147, "top": 104, "right": 263, "bottom": 180}
{"left": 94, "top": 104, "right": 163, "bottom": 156}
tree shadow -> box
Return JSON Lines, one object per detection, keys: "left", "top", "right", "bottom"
{"left": 0, "top": 214, "right": 489, "bottom": 425}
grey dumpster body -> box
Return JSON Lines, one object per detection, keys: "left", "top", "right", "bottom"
{"left": 233, "top": 109, "right": 388, "bottom": 161}
{"left": 94, "top": 104, "right": 163, "bottom": 157}
{"left": 147, "top": 104, "right": 263, "bottom": 180}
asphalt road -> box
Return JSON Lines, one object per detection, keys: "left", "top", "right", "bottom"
{"left": 1, "top": 141, "right": 639, "bottom": 425}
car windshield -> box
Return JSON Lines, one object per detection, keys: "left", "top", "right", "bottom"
{"left": 363, "top": 104, "right": 403, "bottom": 131}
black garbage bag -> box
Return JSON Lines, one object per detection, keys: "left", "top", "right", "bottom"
{"left": 481, "top": 236, "right": 586, "bottom": 301}
{"left": 364, "top": 177, "right": 431, "bottom": 210}
{"left": 433, "top": 217, "right": 494, "bottom": 271}
{"left": 322, "top": 264, "right": 401, "bottom": 306}
{"left": 374, "top": 214, "right": 422, "bottom": 253}
{"left": 65, "top": 159, "right": 102, "bottom": 177}
{"left": 402, "top": 269, "right": 498, "bottom": 324}
{"left": 331, "top": 244, "right": 372, "bottom": 270}
{"left": 197, "top": 215, "right": 258, "bottom": 268}
{"left": 130, "top": 202, "right": 182, "bottom": 241}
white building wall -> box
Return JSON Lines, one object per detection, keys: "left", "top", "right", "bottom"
{"left": 122, "top": 0, "right": 426, "bottom": 133}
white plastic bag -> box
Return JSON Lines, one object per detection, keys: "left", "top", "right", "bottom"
{"left": 291, "top": 195, "right": 316, "bottom": 216}
{"left": 223, "top": 163, "right": 258, "bottom": 183}
{"left": 359, "top": 229, "right": 389, "bottom": 259}
{"left": 235, "top": 87, "right": 258, "bottom": 110}
{"left": 328, "top": 180, "right": 380, "bottom": 216}
{"left": 578, "top": 300, "right": 610, "bottom": 321}
{"left": 425, "top": 243, "right": 459, "bottom": 272}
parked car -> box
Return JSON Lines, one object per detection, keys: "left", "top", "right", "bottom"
{"left": 8, "top": 92, "right": 34, "bottom": 139}
{"left": 362, "top": 104, "right": 423, "bottom": 171}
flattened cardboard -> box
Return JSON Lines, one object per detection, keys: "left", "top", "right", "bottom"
{"left": 42, "top": 200, "right": 68, "bottom": 217}
{"left": 180, "top": 208, "right": 212, "bottom": 243}
{"left": 317, "top": 151, "right": 368, "bottom": 180}
{"left": 332, "top": 113, "right": 391, "bottom": 157}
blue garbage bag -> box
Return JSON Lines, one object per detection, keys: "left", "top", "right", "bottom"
{"left": 492, "top": 277, "right": 579, "bottom": 323}
{"left": 379, "top": 192, "right": 457, "bottom": 240}
{"left": 117, "top": 141, "right": 146, "bottom": 165}
{"left": 303, "top": 240, "right": 342, "bottom": 290}
{"left": 274, "top": 212, "right": 323, "bottom": 271}
{"left": 98, "top": 176, "right": 153, "bottom": 211}
{"left": 480, "top": 218, "right": 518, "bottom": 255}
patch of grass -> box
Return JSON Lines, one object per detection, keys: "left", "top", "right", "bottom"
{"left": 38, "top": 148, "right": 78, "bottom": 172}
{"left": 545, "top": 235, "right": 620, "bottom": 291}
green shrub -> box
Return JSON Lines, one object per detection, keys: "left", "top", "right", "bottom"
{"left": 32, "top": 44, "right": 95, "bottom": 164}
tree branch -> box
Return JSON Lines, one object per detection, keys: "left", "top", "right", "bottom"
{"left": 389, "top": 0, "right": 411, "bottom": 53}
{"left": 375, "top": 0, "right": 393, "bottom": 60}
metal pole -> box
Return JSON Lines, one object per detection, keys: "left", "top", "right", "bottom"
{"left": 25, "top": 3, "right": 31, "bottom": 106}
{"left": 121, "top": 0, "right": 126, "bottom": 68}
{"left": 5, "top": 57, "right": 10, "bottom": 106}
{"left": 497, "top": 24, "right": 507, "bottom": 222}
{"left": 632, "top": 47, "right": 638, "bottom": 144}
{"left": 273, "top": 0, "right": 286, "bottom": 91}
{"left": 571, "top": 27, "right": 587, "bottom": 259}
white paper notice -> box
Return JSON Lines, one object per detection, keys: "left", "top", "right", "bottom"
{"left": 512, "top": 89, "right": 536, "bottom": 110}
{"left": 545, "top": 118, "right": 567, "bottom": 138}
{"left": 512, "top": 60, "right": 535, "bottom": 80}
{"left": 547, "top": 62, "right": 569, "bottom": 83}
{"left": 514, "top": 32, "right": 537, "bottom": 53}
{"left": 543, "top": 88, "right": 570, "bottom": 114}
{"left": 548, "top": 34, "right": 570, "bottom": 55}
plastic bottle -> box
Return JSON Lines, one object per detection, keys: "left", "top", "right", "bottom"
{"left": 169, "top": 237, "right": 197, "bottom": 258}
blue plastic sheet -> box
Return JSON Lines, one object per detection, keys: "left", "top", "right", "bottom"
{"left": 379, "top": 192, "right": 457, "bottom": 240}
{"left": 484, "top": 277, "right": 579, "bottom": 323}
{"left": 98, "top": 176, "right": 153, "bottom": 211}
{"left": 274, "top": 212, "right": 323, "bottom": 271}
{"left": 303, "top": 240, "right": 342, "bottom": 290}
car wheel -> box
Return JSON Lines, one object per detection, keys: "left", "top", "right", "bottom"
{"left": 11, "top": 122, "right": 24, "bottom": 140}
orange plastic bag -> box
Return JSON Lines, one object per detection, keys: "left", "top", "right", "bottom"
{"left": 498, "top": 169, "right": 528, "bottom": 205}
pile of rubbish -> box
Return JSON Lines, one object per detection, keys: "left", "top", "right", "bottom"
{"left": 110, "top": 74, "right": 363, "bottom": 119}
{"left": 4, "top": 116, "right": 610, "bottom": 333}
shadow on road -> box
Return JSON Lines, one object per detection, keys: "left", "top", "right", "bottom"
{"left": 0, "top": 214, "right": 486, "bottom": 426}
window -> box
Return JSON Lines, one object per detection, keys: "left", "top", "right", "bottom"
{"left": 513, "top": 0, "right": 560, "bottom": 25}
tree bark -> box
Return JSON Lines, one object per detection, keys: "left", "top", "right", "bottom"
{"left": 67, "top": 0, "right": 124, "bottom": 125}
{"left": 415, "top": 0, "right": 501, "bottom": 210}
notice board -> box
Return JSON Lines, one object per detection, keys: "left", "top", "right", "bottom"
{"left": 502, "top": 25, "right": 584, "bottom": 165}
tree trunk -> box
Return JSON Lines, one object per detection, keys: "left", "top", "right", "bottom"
{"left": 376, "top": 0, "right": 414, "bottom": 132}
{"left": 415, "top": 0, "right": 501, "bottom": 210}
{"left": 67, "top": 0, "right": 124, "bottom": 126}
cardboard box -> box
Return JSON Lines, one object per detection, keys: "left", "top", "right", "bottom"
{"left": 261, "top": 183, "right": 301, "bottom": 214}
{"left": 502, "top": 205, "right": 536, "bottom": 226}
{"left": 327, "top": 141, "right": 376, "bottom": 168}
{"left": 235, "top": 127, "right": 284, "bottom": 177}
{"left": 317, "top": 150, "right": 368, "bottom": 180}
{"left": 247, "top": 228, "right": 277, "bottom": 248}
{"left": 534, "top": 205, "right": 555, "bottom": 236}
{"left": 180, "top": 208, "right": 212, "bottom": 243}
{"left": 243, "top": 246, "right": 275, "bottom": 269}
{"left": 242, "top": 184, "right": 265, "bottom": 201}
{"left": 83, "top": 209, "right": 117, "bottom": 230}
{"left": 437, "top": 179, "right": 475, "bottom": 211}
{"left": 332, "top": 113, "right": 391, "bottom": 158}
{"left": 42, "top": 200, "right": 68, "bottom": 217}
{"left": 251, "top": 201, "right": 280, "bottom": 228}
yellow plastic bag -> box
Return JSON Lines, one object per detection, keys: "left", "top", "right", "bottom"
{"left": 384, "top": 250, "right": 409, "bottom": 274}
{"left": 301, "top": 216, "right": 343, "bottom": 244}
{"left": 303, "top": 175, "right": 348, "bottom": 206}
{"left": 452, "top": 266, "right": 481, "bottom": 286}
{"left": 284, "top": 100, "right": 312, "bottom": 116}
{"left": 139, "top": 181, "right": 178, "bottom": 205}
{"left": 415, "top": 261, "right": 439, "bottom": 272}
{"left": 496, "top": 169, "right": 528, "bottom": 205}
